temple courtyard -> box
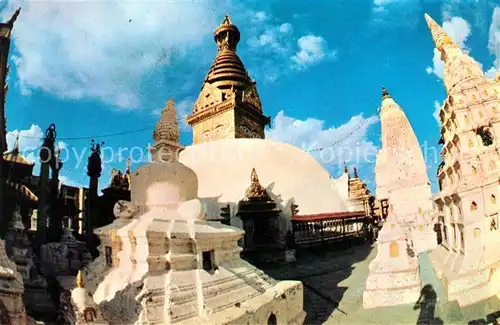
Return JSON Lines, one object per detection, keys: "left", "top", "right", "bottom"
{"left": 262, "top": 244, "right": 500, "bottom": 325}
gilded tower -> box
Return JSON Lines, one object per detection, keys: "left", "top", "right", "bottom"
{"left": 425, "top": 14, "right": 500, "bottom": 307}
{"left": 186, "top": 14, "right": 270, "bottom": 144}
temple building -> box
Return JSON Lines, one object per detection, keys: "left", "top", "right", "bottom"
{"left": 96, "top": 162, "right": 130, "bottom": 230}
{"left": 334, "top": 163, "right": 373, "bottom": 214}
{"left": 66, "top": 97, "right": 306, "bottom": 324}
{"left": 374, "top": 87, "right": 437, "bottom": 253}
{"left": 2, "top": 135, "right": 39, "bottom": 236}
{"left": 28, "top": 176, "right": 88, "bottom": 233}
{"left": 425, "top": 13, "right": 500, "bottom": 307}
{"left": 186, "top": 14, "right": 271, "bottom": 144}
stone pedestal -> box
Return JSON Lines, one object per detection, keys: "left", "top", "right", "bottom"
{"left": 363, "top": 213, "right": 421, "bottom": 309}
{"left": 430, "top": 232, "right": 500, "bottom": 307}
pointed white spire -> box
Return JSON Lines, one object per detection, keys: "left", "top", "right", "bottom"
{"left": 424, "top": 13, "right": 458, "bottom": 51}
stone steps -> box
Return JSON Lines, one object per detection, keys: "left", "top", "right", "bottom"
{"left": 203, "top": 283, "right": 262, "bottom": 315}
{"left": 455, "top": 280, "right": 494, "bottom": 307}
{"left": 139, "top": 272, "right": 262, "bottom": 323}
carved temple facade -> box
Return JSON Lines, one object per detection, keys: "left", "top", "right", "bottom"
{"left": 425, "top": 13, "right": 500, "bottom": 307}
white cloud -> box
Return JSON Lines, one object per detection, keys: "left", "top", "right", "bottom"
{"left": 426, "top": 16, "right": 472, "bottom": 78}
{"left": 291, "top": 35, "right": 336, "bottom": 70}
{"left": 1, "top": 1, "right": 218, "bottom": 109}
{"left": 279, "top": 23, "right": 292, "bottom": 33}
{"left": 57, "top": 141, "right": 68, "bottom": 150}
{"left": 151, "top": 98, "right": 193, "bottom": 132}
{"left": 248, "top": 29, "right": 289, "bottom": 53}
{"left": 245, "top": 11, "right": 334, "bottom": 80}
{"left": 254, "top": 11, "right": 268, "bottom": 22}
{"left": 6, "top": 124, "right": 43, "bottom": 153}
{"left": 372, "top": 0, "right": 392, "bottom": 14}
{"left": 433, "top": 100, "right": 442, "bottom": 125}
{"left": 265, "top": 111, "right": 379, "bottom": 168}
{"left": 59, "top": 175, "right": 84, "bottom": 188}
{"left": 176, "top": 98, "right": 194, "bottom": 132}
{"left": 374, "top": 0, "right": 393, "bottom": 6}
{"left": 485, "top": 7, "right": 500, "bottom": 78}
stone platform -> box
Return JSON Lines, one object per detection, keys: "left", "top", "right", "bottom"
{"left": 262, "top": 243, "right": 500, "bottom": 324}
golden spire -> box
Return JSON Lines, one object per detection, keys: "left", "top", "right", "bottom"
{"left": 353, "top": 166, "right": 359, "bottom": 178}
{"left": 343, "top": 162, "right": 348, "bottom": 174}
{"left": 214, "top": 13, "right": 240, "bottom": 52}
{"left": 424, "top": 13, "right": 457, "bottom": 51}
{"left": 382, "top": 87, "right": 391, "bottom": 100}
{"left": 222, "top": 13, "right": 232, "bottom": 25}
{"left": 76, "top": 270, "right": 84, "bottom": 288}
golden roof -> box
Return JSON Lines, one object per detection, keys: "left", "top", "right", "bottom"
{"left": 3, "top": 134, "right": 33, "bottom": 165}
{"left": 204, "top": 14, "right": 253, "bottom": 91}
{"left": 3, "top": 152, "right": 33, "bottom": 165}
{"left": 424, "top": 13, "right": 457, "bottom": 51}
{"left": 4, "top": 180, "right": 38, "bottom": 202}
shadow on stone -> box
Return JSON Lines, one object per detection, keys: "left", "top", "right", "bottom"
{"left": 413, "top": 284, "right": 443, "bottom": 325}
{"left": 262, "top": 240, "right": 373, "bottom": 324}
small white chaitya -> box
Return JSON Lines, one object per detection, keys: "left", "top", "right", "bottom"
{"left": 69, "top": 99, "right": 306, "bottom": 325}
{"left": 363, "top": 206, "right": 421, "bottom": 309}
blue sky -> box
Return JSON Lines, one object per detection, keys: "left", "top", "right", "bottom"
{"left": 0, "top": 0, "right": 499, "bottom": 194}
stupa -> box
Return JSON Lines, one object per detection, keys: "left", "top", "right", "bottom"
{"left": 425, "top": 13, "right": 500, "bottom": 307}
{"left": 69, "top": 97, "right": 306, "bottom": 325}
{"left": 375, "top": 87, "right": 437, "bottom": 253}
{"left": 363, "top": 205, "right": 421, "bottom": 308}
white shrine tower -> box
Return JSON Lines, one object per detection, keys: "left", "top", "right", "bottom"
{"left": 426, "top": 13, "right": 500, "bottom": 307}
{"left": 375, "top": 87, "right": 437, "bottom": 253}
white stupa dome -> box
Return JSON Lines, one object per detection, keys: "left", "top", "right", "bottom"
{"left": 179, "top": 138, "right": 348, "bottom": 222}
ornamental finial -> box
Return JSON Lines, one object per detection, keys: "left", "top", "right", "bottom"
{"left": 6, "top": 7, "right": 21, "bottom": 26}
{"left": 382, "top": 87, "right": 391, "bottom": 100}
{"left": 76, "top": 270, "right": 84, "bottom": 288}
